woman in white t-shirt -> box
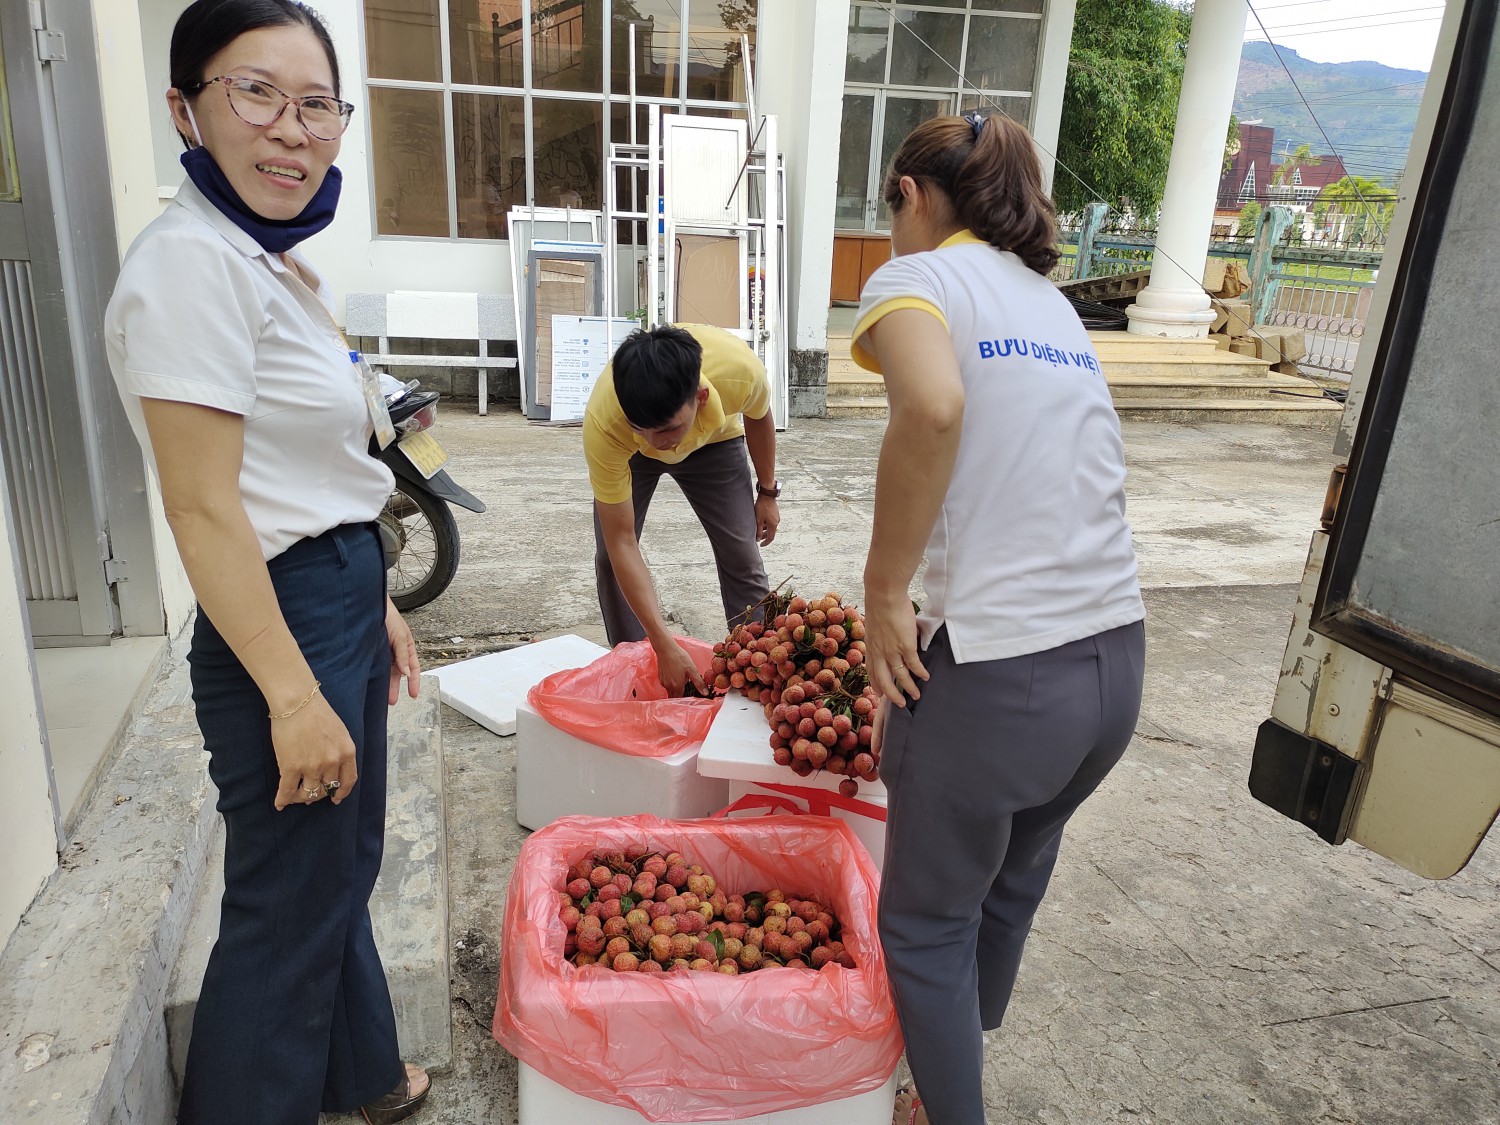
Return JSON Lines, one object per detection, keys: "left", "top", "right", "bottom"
{"left": 853, "top": 113, "right": 1147, "bottom": 1125}
{"left": 104, "top": 2, "right": 429, "bottom": 1122}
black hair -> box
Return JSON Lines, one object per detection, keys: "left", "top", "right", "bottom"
{"left": 612, "top": 327, "right": 704, "bottom": 430}
{"left": 883, "top": 113, "right": 1060, "bottom": 276}
{"left": 171, "top": 0, "right": 341, "bottom": 102}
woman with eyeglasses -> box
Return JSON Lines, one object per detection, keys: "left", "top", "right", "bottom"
{"left": 103, "top": 2, "right": 429, "bottom": 1122}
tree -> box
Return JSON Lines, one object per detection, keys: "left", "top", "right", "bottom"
{"left": 1237, "top": 201, "right": 1263, "bottom": 239}
{"left": 1318, "top": 175, "right": 1397, "bottom": 243}
{"left": 1054, "top": 0, "right": 1193, "bottom": 217}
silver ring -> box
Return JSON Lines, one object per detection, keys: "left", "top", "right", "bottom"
{"left": 302, "top": 784, "right": 324, "bottom": 801}
{"left": 324, "top": 780, "right": 340, "bottom": 795}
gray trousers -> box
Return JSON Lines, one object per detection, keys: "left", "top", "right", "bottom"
{"left": 878, "top": 620, "right": 1146, "bottom": 1125}
{"left": 593, "top": 435, "right": 770, "bottom": 645}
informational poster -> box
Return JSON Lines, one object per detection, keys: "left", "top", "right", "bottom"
{"left": 548, "top": 315, "right": 639, "bottom": 422}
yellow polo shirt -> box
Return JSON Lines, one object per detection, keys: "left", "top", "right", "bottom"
{"left": 583, "top": 323, "right": 771, "bottom": 504}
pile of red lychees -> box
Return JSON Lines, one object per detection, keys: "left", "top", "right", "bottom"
{"left": 563, "top": 848, "right": 855, "bottom": 975}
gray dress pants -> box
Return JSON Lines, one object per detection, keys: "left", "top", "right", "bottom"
{"left": 878, "top": 620, "right": 1146, "bottom": 1125}
{"left": 593, "top": 434, "right": 770, "bottom": 644}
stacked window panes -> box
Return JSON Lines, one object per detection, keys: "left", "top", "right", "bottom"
{"left": 837, "top": 0, "right": 1043, "bottom": 231}
{"left": 363, "top": 0, "right": 758, "bottom": 239}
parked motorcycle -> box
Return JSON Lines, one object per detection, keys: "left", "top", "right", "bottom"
{"left": 375, "top": 376, "right": 486, "bottom": 611}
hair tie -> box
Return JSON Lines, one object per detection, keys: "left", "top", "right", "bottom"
{"left": 964, "top": 112, "right": 986, "bottom": 140}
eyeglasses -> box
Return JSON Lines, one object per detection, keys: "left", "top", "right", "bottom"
{"left": 185, "top": 75, "right": 355, "bottom": 141}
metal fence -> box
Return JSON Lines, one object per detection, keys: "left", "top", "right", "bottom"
{"left": 1056, "top": 209, "right": 1380, "bottom": 380}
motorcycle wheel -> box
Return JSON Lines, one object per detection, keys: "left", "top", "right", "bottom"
{"left": 380, "top": 479, "right": 460, "bottom": 612}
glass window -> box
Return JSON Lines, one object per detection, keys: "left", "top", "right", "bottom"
{"left": 845, "top": 5, "right": 890, "bottom": 85}
{"left": 960, "top": 92, "right": 1032, "bottom": 129}
{"left": 365, "top": 0, "right": 442, "bottom": 83}
{"left": 972, "top": 0, "right": 1043, "bottom": 13}
{"left": 0, "top": 40, "right": 17, "bottom": 203}
{"left": 964, "top": 14, "right": 1039, "bottom": 91}
{"left": 532, "top": 97, "right": 604, "bottom": 211}
{"left": 836, "top": 94, "right": 875, "bottom": 227}
{"left": 612, "top": 2, "right": 683, "bottom": 97}
{"left": 453, "top": 91, "right": 525, "bottom": 238}
{"left": 889, "top": 9, "right": 964, "bottom": 89}
{"left": 685, "top": 0, "right": 755, "bottom": 102}
{"left": 448, "top": 0, "right": 524, "bottom": 88}
{"left": 367, "top": 1, "right": 754, "bottom": 240}
{"left": 370, "top": 87, "right": 450, "bottom": 237}
{"left": 533, "top": 0, "right": 604, "bottom": 93}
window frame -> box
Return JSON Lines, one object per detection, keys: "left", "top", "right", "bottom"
{"left": 360, "top": 0, "right": 759, "bottom": 243}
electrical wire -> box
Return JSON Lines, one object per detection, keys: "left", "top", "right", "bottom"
{"left": 859, "top": 0, "right": 1371, "bottom": 396}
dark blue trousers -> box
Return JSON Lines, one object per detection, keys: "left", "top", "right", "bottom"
{"left": 878, "top": 621, "right": 1146, "bottom": 1125}
{"left": 178, "top": 523, "right": 403, "bottom": 1124}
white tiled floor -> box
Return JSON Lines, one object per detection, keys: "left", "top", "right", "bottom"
{"left": 34, "top": 636, "right": 166, "bottom": 831}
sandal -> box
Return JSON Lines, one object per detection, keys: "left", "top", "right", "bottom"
{"left": 894, "top": 1084, "right": 925, "bottom": 1125}
{"left": 360, "top": 1062, "right": 431, "bottom": 1124}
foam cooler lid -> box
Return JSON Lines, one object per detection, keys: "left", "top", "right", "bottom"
{"left": 430, "top": 634, "right": 609, "bottom": 736}
{"left": 698, "top": 692, "right": 888, "bottom": 801}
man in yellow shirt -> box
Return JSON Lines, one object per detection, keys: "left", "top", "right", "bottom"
{"left": 584, "top": 324, "right": 780, "bottom": 694}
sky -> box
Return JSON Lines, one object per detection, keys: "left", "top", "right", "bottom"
{"left": 1243, "top": 0, "right": 1445, "bottom": 73}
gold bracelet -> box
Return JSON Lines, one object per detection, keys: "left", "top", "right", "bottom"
{"left": 269, "top": 681, "right": 322, "bottom": 720}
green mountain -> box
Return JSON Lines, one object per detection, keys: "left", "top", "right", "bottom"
{"left": 1235, "top": 42, "right": 1426, "bottom": 187}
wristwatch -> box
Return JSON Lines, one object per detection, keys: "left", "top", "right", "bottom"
{"left": 757, "top": 479, "right": 781, "bottom": 498}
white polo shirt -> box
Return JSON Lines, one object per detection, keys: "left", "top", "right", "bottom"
{"left": 852, "top": 231, "right": 1144, "bottom": 663}
{"left": 105, "top": 179, "right": 393, "bottom": 560}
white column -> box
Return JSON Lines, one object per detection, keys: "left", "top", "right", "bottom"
{"left": 1126, "top": 0, "right": 1248, "bottom": 338}
{"left": 758, "top": 0, "right": 851, "bottom": 352}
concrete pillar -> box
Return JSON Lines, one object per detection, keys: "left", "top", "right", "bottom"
{"left": 1031, "top": 0, "right": 1079, "bottom": 197}
{"left": 758, "top": 0, "right": 851, "bottom": 417}
{"left": 1126, "top": 0, "right": 1248, "bottom": 338}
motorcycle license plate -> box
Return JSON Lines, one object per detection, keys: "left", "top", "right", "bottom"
{"left": 397, "top": 430, "right": 450, "bottom": 480}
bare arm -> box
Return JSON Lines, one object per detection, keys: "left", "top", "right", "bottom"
{"left": 860, "top": 308, "right": 966, "bottom": 707}
{"left": 141, "top": 398, "right": 358, "bottom": 808}
{"left": 595, "top": 497, "right": 707, "bottom": 694}
{"left": 742, "top": 408, "right": 780, "bottom": 546}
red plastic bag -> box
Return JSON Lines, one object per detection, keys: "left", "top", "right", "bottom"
{"left": 493, "top": 814, "right": 902, "bottom": 1122}
{"left": 526, "top": 637, "right": 721, "bottom": 758}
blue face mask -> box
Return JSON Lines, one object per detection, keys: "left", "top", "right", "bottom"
{"left": 179, "top": 145, "right": 341, "bottom": 254}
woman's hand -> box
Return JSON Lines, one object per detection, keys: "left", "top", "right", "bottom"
{"left": 864, "top": 590, "right": 929, "bottom": 708}
{"left": 272, "top": 691, "right": 358, "bottom": 809}
{"left": 387, "top": 598, "right": 421, "bottom": 705}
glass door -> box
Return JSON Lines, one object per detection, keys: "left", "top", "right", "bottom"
{"left": 836, "top": 89, "right": 953, "bottom": 232}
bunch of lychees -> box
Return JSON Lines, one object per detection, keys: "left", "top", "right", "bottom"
{"left": 563, "top": 848, "right": 855, "bottom": 975}
{"left": 712, "top": 589, "right": 881, "bottom": 796}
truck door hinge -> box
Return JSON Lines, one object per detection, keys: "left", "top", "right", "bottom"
{"left": 29, "top": 3, "right": 66, "bottom": 63}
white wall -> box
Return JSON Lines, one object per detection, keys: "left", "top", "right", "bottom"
{"left": 758, "top": 0, "right": 850, "bottom": 352}
{"left": 1032, "top": 0, "right": 1077, "bottom": 197}
{"left": 0, "top": 464, "right": 61, "bottom": 948}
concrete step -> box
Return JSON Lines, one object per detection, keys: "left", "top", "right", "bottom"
{"left": 825, "top": 394, "right": 892, "bottom": 418}
{"left": 1114, "top": 397, "right": 1342, "bottom": 424}
{"left": 1088, "top": 331, "right": 1226, "bottom": 358}
{"left": 828, "top": 368, "right": 885, "bottom": 398}
{"left": 165, "top": 678, "right": 451, "bottom": 1104}
{"left": 1107, "top": 371, "right": 1319, "bottom": 401}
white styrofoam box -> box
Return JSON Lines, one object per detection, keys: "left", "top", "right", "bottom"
{"left": 724, "top": 780, "right": 888, "bottom": 873}
{"left": 429, "top": 634, "right": 608, "bottom": 736}
{"left": 700, "top": 694, "right": 888, "bottom": 870}
{"left": 519, "top": 1061, "right": 897, "bottom": 1125}
{"left": 515, "top": 701, "right": 729, "bottom": 831}
{"left": 698, "top": 693, "right": 887, "bottom": 801}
